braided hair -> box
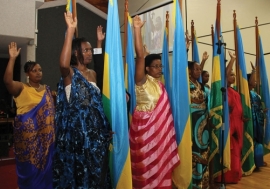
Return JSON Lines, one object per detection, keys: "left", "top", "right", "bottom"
{"left": 71, "top": 37, "right": 89, "bottom": 66}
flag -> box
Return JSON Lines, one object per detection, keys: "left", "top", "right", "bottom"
{"left": 102, "top": 0, "right": 132, "bottom": 188}
{"left": 218, "top": 27, "right": 231, "bottom": 173}
{"left": 258, "top": 36, "right": 270, "bottom": 150}
{"left": 161, "top": 27, "right": 171, "bottom": 100}
{"left": 192, "top": 30, "right": 201, "bottom": 82}
{"left": 192, "top": 30, "right": 200, "bottom": 63}
{"left": 171, "top": 0, "right": 192, "bottom": 188}
{"left": 209, "top": 25, "right": 230, "bottom": 177}
{"left": 236, "top": 26, "right": 255, "bottom": 175}
{"left": 66, "top": 0, "right": 72, "bottom": 12}
{"left": 125, "top": 14, "right": 136, "bottom": 122}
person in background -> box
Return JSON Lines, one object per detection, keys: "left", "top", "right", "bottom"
{"left": 202, "top": 70, "right": 210, "bottom": 89}
{"left": 53, "top": 11, "right": 111, "bottom": 188}
{"left": 93, "top": 25, "right": 105, "bottom": 92}
{"left": 3, "top": 42, "right": 55, "bottom": 189}
{"left": 224, "top": 51, "right": 243, "bottom": 183}
{"left": 129, "top": 15, "right": 180, "bottom": 188}
{"left": 247, "top": 64, "right": 268, "bottom": 171}
{"left": 188, "top": 60, "right": 209, "bottom": 189}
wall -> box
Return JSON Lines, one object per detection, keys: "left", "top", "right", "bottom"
{"left": 183, "top": 0, "right": 270, "bottom": 83}
{"left": 122, "top": 0, "right": 270, "bottom": 87}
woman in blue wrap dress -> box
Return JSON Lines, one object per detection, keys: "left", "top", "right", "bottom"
{"left": 52, "top": 11, "right": 111, "bottom": 188}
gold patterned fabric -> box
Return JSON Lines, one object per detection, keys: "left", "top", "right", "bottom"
{"left": 13, "top": 86, "right": 55, "bottom": 189}
{"left": 14, "top": 93, "right": 55, "bottom": 169}
{"left": 135, "top": 74, "right": 162, "bottom": 112}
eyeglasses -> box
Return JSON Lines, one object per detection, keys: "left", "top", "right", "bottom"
{"left": 82, "top": 48, "right": 92, "bottom": 54}
{"left": 149, "top": 65, "right": 163, "bottom": 69}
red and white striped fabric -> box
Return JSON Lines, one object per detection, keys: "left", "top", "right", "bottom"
{"left": 129, "top": 85, "right": 180, "bottom": 189}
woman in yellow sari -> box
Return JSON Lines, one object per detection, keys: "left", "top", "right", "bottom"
{"left": 3, "top": 42, "right": 55, "bottom": 189}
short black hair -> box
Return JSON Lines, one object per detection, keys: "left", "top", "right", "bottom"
{"left": 71, "top": 37, "right": 89, "bottom": 66}
{"left": 24, "top": 61, "right": 38, "bottom": 73}
{"left": 145, "top": 54, "right": 161, "bottom": 67}
{"left": 188, "top": 61, "right": 197, "bottom": 70}
{"left": 202, "top": 70, "right": 209, "bottom": 76}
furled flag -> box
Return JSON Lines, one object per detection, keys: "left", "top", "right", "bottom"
{"left": 161, "top": 26, "right": 171, "bottom": 100}
{"left": 102, "top": 0, "right": 132, "bottom": 188}
{"left": 66, "top": 0, "right": 72, "bottom": 12}
{"left": 171, "top": 0, "right": 192, "bottom": 188}
{"left": 192, "top": 30, "right": 200, "bottom": 63}
{"left": 125, "top": 14, "right": 136, "bottom": 122}
{"left": 235, "top": 25, "right": 255, "bottom": 175}
{"left": 192, "top": 29, "right": 201, "bottom": 82}
{"left": 209, "top": 25, "right": 231, "bottom": 177}
{"left": 258, "top": 35, "right": 270, "bottom": 150}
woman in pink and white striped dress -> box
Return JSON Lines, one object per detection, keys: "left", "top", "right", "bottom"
{"left": 129, "top": 15, "right": 180, "bottom": 189}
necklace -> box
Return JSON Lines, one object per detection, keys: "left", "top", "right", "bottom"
{"left": 28, "top": 82, "right": 41, "bottom": 90}
{"left": 189, "top": 79, "right": 200, "bottom": 88}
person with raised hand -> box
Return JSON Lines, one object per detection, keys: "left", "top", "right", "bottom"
{"left": 4, "top": 42, "right": 55, "bottom": 189}
{"left": 53, "top": 11, "right": 111, "bottom": 188}
{"left": 129, "top": 15, "right": 180, "bottom": 189}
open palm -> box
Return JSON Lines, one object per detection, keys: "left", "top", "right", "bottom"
{"left": 8, "top": 42, "right": 21, "bottom": 58}
{"left": 65, "top": 11, "right": 77, "bottom": 28}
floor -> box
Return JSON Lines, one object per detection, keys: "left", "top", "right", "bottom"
{"left": 0, "top": 148, "right": 270, "bottom": 189}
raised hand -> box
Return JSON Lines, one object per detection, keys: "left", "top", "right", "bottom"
{"left": 8, "top": 42, "right": 21, "bottom": 59}
{"left": 97, "top": 25, "right": 105, "bottom": 41}
{"left": 185, "top": 30, "right": 191, "bottom": 49}
{"left": 201, "top": 51, "right": 209, "bottom": 62}
{"left": 64, "top": 11, "right": 77, "bottom": 28}
{"left": 133, "top": 15, "right": 145, "bottom": 29}
{"left": 228, "top": 51, "right": 236, "bottom": 60}
{"left": 143, "top": 44, "right": 150, "bottom": 57}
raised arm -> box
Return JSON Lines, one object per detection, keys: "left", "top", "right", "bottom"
{"left": 59, "top": 11, "right": 77, "bottom": 81}
{"left": 93, "top": 25, "right": 105, "bottom": 90}
{"left": 96, "top": 25, "right": 105, "bottom": 48}
{"left": 200, "top": 51, "right": 209, "bottom": 70}
{"left": 133, "top": 15, "right": 146, "bottom": 85}
{"left": 3, "top": 42, "right": 23, "bottom": 97}
{"left": 249, "top": 61, "right": 256, "bottom": 81}
{"left": 226, "top": 51, "right": 236, "bottom": 77}
{"left": 143, "top": 44, "right": 150, "bottom": 57}
{"left": 185, "top": 30, "right": 191, "bottom": 51}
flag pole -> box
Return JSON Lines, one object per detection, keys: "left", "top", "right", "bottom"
{"left": 191, "top": 20, "right": 194, "bottom": 59}
{"left": 211, "top": 24, "right": 214, "bottom": 51}
{"left": 216, "top": 0, "right": 221, "bottom": 39}
{"left": 233, "top": 10, "right": 240, "bottom": 93}
{"left": 72, "top": 0, "right": 78, "bottom": 37}
{"left": 216, "top": 1, "right": 226, "bottom": 188}
{"left": 255, "top": 17, "right": 260, "bottom": 94}
{"left": 166, "top": 11, "right": 169, "bottom": 43}
{"left": 124, "top": 0, "right": 128, "bottom": 73}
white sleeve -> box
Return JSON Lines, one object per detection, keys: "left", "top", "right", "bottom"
{"left": 93, "top": 48, "right": 102, "bottom": 55}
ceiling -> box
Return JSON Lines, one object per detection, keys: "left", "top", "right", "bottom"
{"left": 45, "top": 0, "right": 109, "bottom": 13}
{"left": 84, "top": 0, "right": 108, "bottom": 13}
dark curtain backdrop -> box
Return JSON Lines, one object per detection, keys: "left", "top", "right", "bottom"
{"left": 37, "top": 4, "right": 107, "bottom": 91}
{"left": 0, "top": 57, "right": 20, "bottom": 113}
